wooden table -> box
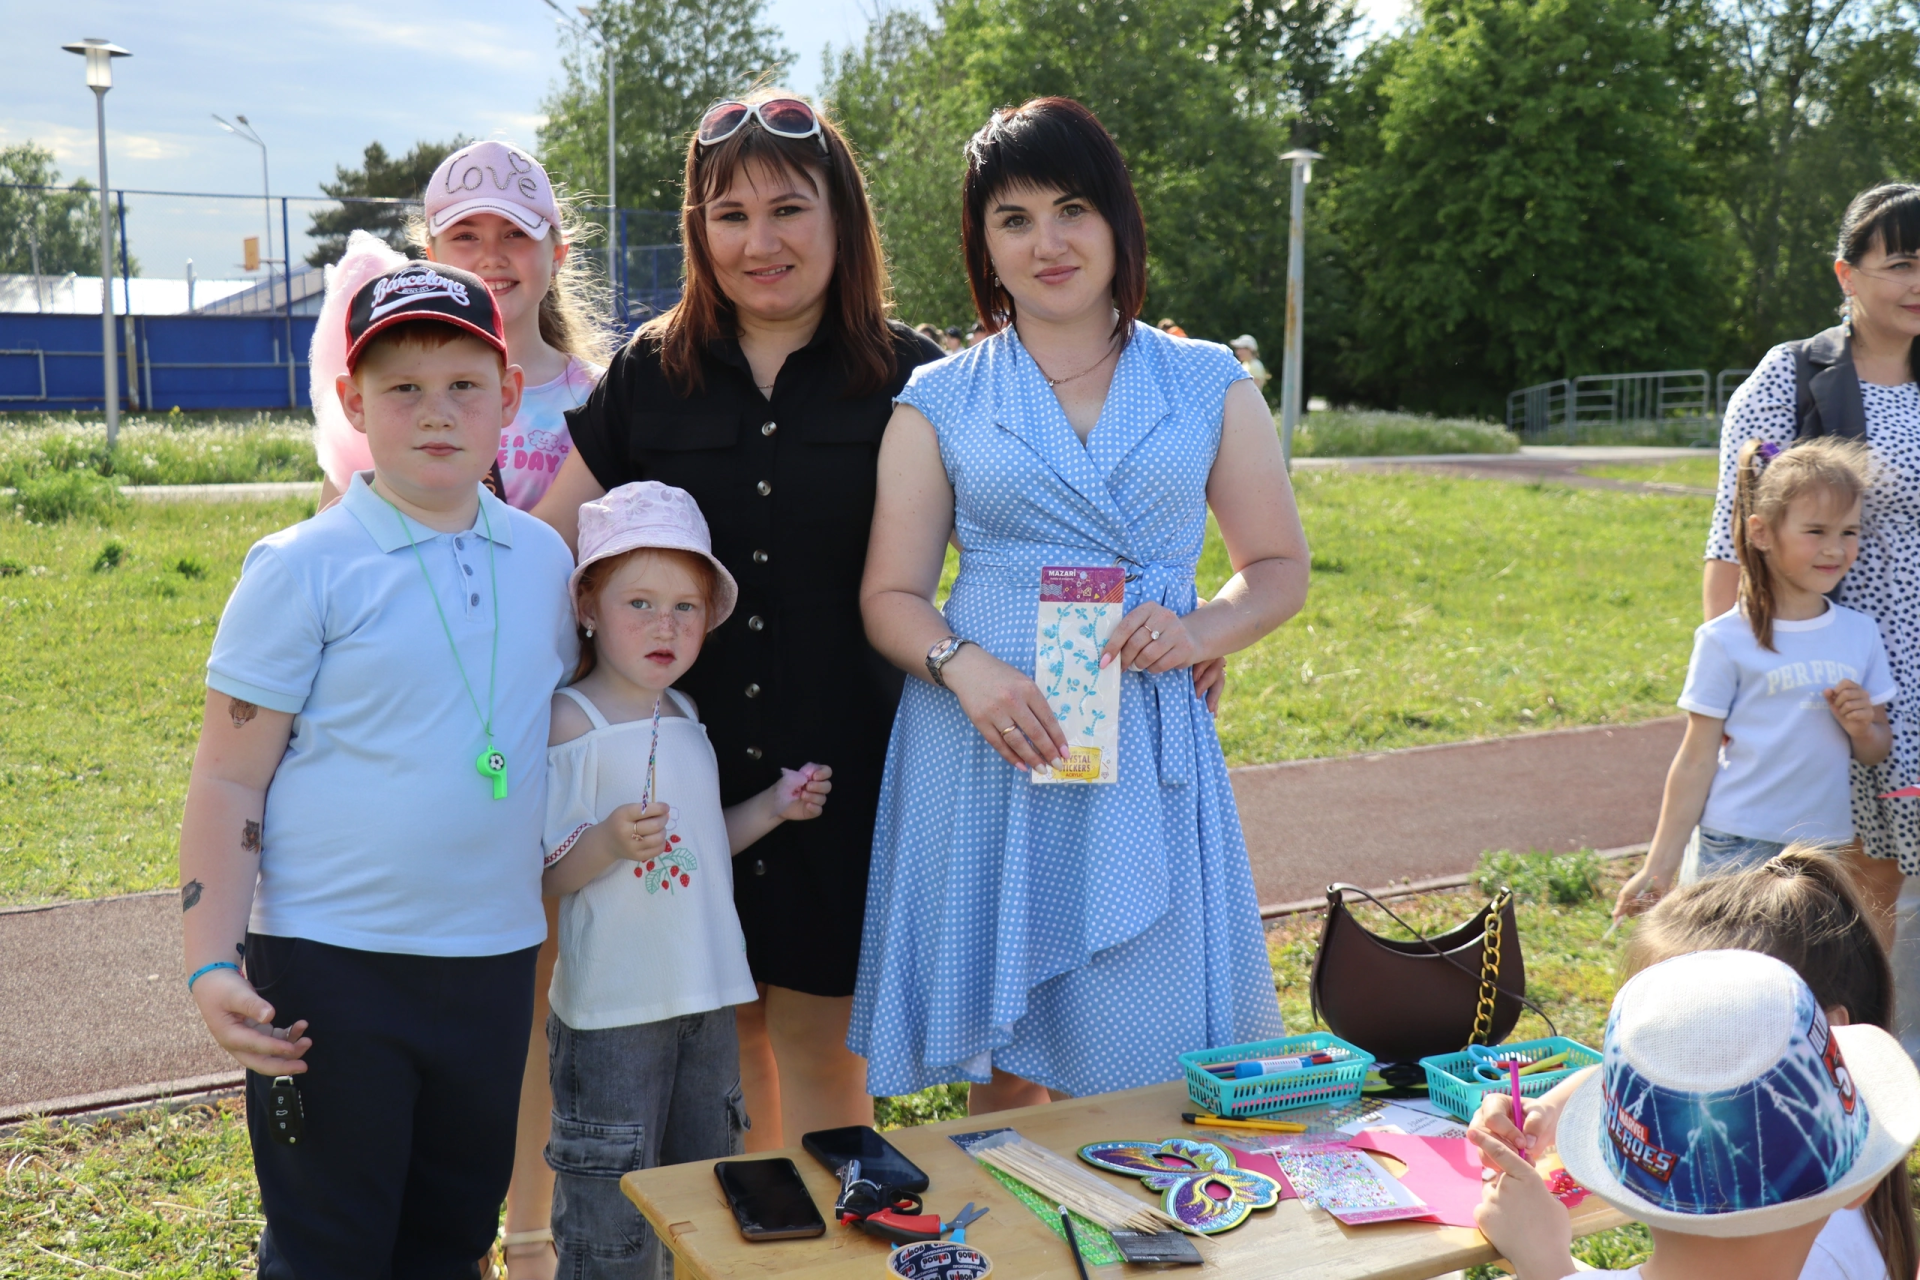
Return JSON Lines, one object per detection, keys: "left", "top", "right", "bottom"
{"left": 622, "top": 1081, "right": 1624, "bottom": 1280}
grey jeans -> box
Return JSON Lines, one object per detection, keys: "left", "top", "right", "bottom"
{"left": 546, "top": 1008, "right": 746, "bottom": 1280}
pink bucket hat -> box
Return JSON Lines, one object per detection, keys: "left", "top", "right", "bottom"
{"left": 570, "top": 482, "right": 739, "bottom": 631}
{"left": 425, "top": 141, "right": 562, "bottom": 239}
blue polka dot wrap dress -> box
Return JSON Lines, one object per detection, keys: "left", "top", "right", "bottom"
{"left": 848, "top": 321, "right": 1285, "bottom": 1099}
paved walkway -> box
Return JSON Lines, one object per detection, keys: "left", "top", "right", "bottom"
{"left": 0, "top": 717, "right": 1681, "bottom": 1120}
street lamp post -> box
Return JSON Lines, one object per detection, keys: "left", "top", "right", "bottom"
{"left": 1278, "top": 147, "right": 1323, "bottom": 467}
{"left": 213, "top": 115, "right": 274, "bottom": 276}
{"left": 61, "top": 37, "right": 131, "bottom": 447}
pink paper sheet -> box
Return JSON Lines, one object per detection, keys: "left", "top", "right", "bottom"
{"left": 1347, "top": 1130, "right": 1485, "bottom": 1228}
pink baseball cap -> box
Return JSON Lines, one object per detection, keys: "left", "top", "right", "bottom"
{"left": 425, "top": 141, "right": 562, "bottom": 239}
{"left": 570, "top": 482, "right": 739, "bottom": 630}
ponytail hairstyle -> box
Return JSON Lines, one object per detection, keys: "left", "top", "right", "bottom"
{"left": 1836, "top": 183, "right": 1920, "bottom": 385}
{"left": 1730, "top": 436, "right": 1870, "bottom": 651}
{"left": 1626, "top": 848, "right": 1916, "bottom": 1280}
{"left": 410, "top": 188, "right": 614, "bottom": 370}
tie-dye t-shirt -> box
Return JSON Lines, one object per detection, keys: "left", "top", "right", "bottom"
{"left": 498, "top": 356, "right": 602, "bottom": 511}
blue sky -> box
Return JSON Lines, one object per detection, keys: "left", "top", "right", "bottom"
{"left": 4, "top": 0, "right": 1395, "bottom": 281}
{"left": 1, "top": 0, "right": 925, "bottom": 279}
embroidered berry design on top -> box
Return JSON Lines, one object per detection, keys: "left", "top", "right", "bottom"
{"left": 632, "top": 804, "right": 697, "bottom": 894}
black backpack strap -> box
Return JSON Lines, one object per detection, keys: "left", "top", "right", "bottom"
{"left": 1791, "top": 338, "right": 1820, "bottom": 440}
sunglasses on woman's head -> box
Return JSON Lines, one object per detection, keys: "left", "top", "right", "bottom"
{"left": 696, "top": 99, "right": 826, "bottom": 153}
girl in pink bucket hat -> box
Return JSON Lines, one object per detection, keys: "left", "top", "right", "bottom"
{"left": 537, "top": 481, "right": 831, "bottom": 1278}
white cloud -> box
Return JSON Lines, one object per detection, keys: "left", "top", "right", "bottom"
{"left": 291, "top": 7, "right": 556, "bottom": 75}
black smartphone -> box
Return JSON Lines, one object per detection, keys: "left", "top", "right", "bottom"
{"left": 801, "top": 1124, "right": 930, "bottom": 1193}
{"left": 714, "top": 1158, "right": 827, "bottom": 1241}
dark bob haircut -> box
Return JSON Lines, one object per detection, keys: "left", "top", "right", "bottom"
{"left": 1836, "top": 183, "right": 1920, "bottom": 382}
{"left": 961, "top": 98, "right": 1146, "bottom": 344}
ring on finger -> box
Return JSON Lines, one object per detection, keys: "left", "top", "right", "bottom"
{"left": 1149, "top": 628, "right": 1162, "bottom": 641}
{"left": 999, "top": 724, "right": 1020, "bottom": 736}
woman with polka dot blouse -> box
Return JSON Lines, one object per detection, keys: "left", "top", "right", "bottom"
{"left": 1707, "top": 183, "right": 1920, "bottom": 938}
{"left": 853, "top": 99, "right": 1310, "bottom": 1109}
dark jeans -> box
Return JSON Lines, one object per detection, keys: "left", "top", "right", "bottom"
{"left": 243, "top": 933, "right": 537, "bottom": 1280}
{"left": 547, "top": 1008, "right": 746, "bottom": 1280}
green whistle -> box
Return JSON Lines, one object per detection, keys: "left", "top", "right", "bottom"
{"left": 476, "top": 745, "right": 509, "bottom": 800}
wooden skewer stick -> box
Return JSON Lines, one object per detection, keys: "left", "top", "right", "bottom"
{"left": 971, "top": 1138, "right": 1184, "bottom": 1234}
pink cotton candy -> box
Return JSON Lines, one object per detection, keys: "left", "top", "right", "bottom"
{"left": 310, "top": 230, "right": 410, "bottom": 492}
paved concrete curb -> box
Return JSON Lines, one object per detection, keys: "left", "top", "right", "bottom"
{"left": 122, "top": 480, "right": 316, "bottom": 502}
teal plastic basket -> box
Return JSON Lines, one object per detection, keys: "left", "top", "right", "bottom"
{"left": 1179, "top": 1032, "right": 1374, "bottom": 1118}
{"left": 1419, "top": 1036, "right": 1601, "bottom": 1122}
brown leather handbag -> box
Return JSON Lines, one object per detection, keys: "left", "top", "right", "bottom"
{"left": 1308, "top": 883, "right": 1547, "bottom": 1064}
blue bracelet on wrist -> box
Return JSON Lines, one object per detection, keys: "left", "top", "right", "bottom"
{"left": 187, "top": 960, "right": 240, "bottom": 992}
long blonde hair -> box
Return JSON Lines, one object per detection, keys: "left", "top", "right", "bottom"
{"left": 1731, "top": 436, "right": 1870, "bottom": 650}
{"left": 410, "top": 186, "right": 613, "bottom": 369}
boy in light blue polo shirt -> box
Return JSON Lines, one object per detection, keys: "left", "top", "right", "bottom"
{"left": 177, "top": 261, "right": 576, "bottom": 1279}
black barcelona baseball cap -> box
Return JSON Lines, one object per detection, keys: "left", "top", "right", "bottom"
{"left": 344, "top": 261, "right": 508, "bottom": 372}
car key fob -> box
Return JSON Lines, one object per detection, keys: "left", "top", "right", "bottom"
{"left": 266, "top": 1075, "right": 305, "bottom": 1145}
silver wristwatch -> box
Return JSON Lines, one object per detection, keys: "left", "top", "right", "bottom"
{"left": 926, "top": 635, "right": 975, "bottom": 689}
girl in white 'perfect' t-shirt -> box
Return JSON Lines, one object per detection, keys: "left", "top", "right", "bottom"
{"left": 538, "top": 482, "right": 832, "bottom": 1278}
{"left": 1616, "top": 438, "right": 1894, "bottom": 920}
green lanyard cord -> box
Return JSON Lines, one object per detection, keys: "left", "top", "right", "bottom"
{"left": 385, "top": 492, "right": 504, "bottom": 791}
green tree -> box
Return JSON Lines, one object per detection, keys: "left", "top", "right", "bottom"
{"left": 305, "top": 138, "right": 469, "bottom": 266}
{"left": 1327, "top": 0, "right": 1715, "bottom": 415}
{"left": 537, "top": 0, "right": 792, "bottom": 212}
{"left": 0, "top": 141, "right": 133, "bottom": 277}
{"left": 1686, "top": 0, "right": 1920, "bottom": 358}
{"left": 828, "top": 0, "right": 1360, "bottom": 381}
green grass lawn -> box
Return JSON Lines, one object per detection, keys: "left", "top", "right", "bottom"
{"left": 1202, "top": 471, "right": 1707, "bottom": 765}
{"left": 1580, "top": 457, "right": 1720, "bottom": 489}
{"left": 0, "top": 500, "right": 313, "bottom": 906}
{"left": 0, "top": 473, "right": 1709, "bottom": 906}
{"left": 1292, "top": 410, "right": 1519, "bottom": 457}
{"left": 0, "top": 415, "right": 321, "bottom": 487}
{"left": 0, "top": 853, "right": 1657, "bottom": 1277}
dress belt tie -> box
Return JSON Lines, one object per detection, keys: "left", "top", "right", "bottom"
{"left": 1125, "top": 560, "right": 1200, "bottom": 788}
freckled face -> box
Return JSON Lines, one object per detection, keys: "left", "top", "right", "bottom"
{"left": 579, "top": 552, "right": 709, "bottom": 693}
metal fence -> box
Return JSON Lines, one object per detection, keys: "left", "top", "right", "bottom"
{"left": 1506, "top": 367, "right": 1756, "bottom": 443}
{"left": 1, "top": 183, "right": 683, "bottom": 413}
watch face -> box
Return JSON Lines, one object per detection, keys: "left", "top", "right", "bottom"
{"left": 930, "top": 638, "right": 957, "bottom": 664}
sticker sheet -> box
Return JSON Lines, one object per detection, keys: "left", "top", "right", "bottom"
{"left": 1032, "top": 566, "right": 1124, "bottom": 784}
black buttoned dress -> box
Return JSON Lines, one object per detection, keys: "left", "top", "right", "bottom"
{"left": 565, "top": 321, "right": 942, "bottom": 996}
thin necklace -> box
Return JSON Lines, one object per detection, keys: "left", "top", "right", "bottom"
{"left": 385, "top": 493, "right": 507, "bottom": 799}
{"left": 1031, "top": 336, "right": 1119, "bottom": 389}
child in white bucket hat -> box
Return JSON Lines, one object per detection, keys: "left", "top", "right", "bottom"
{"left": 537, "top": 481, "right": 831, "bottom": 1278}
{"left": 1473, "top": 948, "right": 1920, "bottom": 1280}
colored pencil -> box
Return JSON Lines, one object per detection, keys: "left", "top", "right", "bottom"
{"left": 1181, "top": 1111, "right": 1308, "bottom": 1133}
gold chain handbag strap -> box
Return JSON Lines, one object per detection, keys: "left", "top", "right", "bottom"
{"left": 1468, "top": 888, "right": 1509, "bottom": 1046}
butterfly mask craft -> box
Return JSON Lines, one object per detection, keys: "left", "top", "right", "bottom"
{"left": 1077, "top": 1138, "right": 1281, "bottom": 1234}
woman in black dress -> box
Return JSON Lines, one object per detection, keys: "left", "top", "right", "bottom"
{"left": 534, "top": 92, "right": 940, "bottom": 1146}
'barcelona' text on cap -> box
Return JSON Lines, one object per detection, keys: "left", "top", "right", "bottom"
{"left": 344, "top": 263, "right": 507, "bottom": 372}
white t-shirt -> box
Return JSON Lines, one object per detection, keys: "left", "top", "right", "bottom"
{"left": 1678, "top": 603, "right": 1896, "bottom": 844}
{"left": 497, "top": 356, "right": 601, "bottom": 511}
{"left": 1576, "top": 1208, "right": 1885, "bottom": 1278}
{"left": 542, "top": 687, "right": 758, "bottom": 1031}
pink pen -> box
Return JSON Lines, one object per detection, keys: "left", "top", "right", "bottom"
{"left": 1507, "top": 1060, "right": 1532, "bottom": 1163}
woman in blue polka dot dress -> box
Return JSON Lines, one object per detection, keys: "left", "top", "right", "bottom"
{"left": 852, "top": 98, "right": 1310, "bottom": 1109}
